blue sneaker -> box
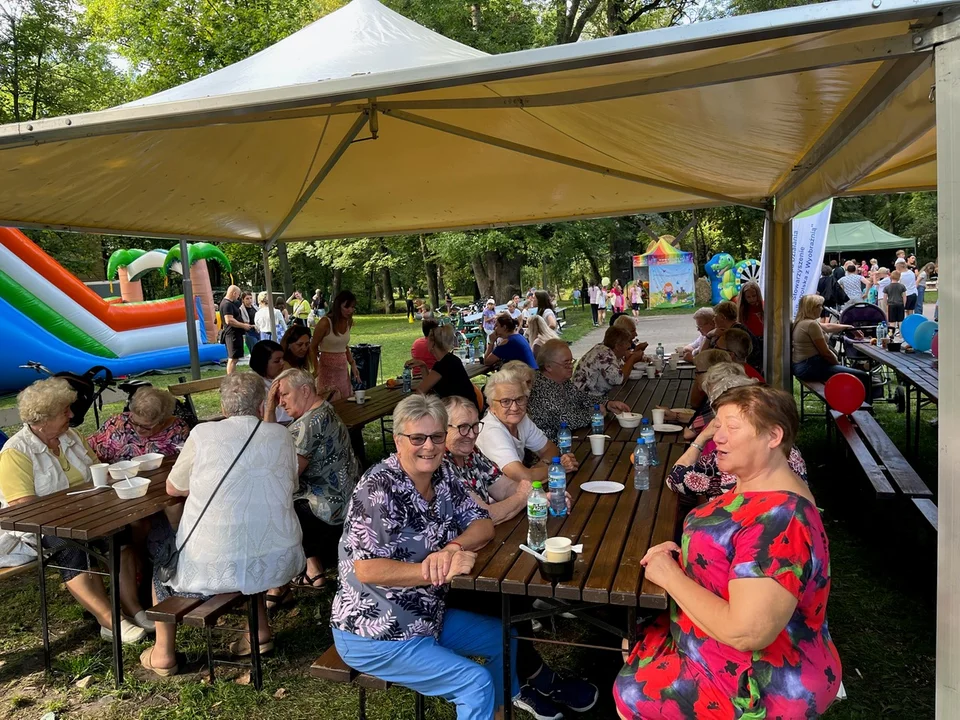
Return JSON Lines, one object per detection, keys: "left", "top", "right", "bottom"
{"left": 514, "top": 684, "right": 563, "bottom": 720}
{"left": 530, "top": 666, "right": 598, "bottom": 713}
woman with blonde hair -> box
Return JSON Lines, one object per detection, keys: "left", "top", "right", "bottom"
{"left": 524, "top": 314, "right": 559, "bottom": 353}
{"left": 792, "top": 294, "right": 869, "bottom": 392}
{"left": 405, "top": 324, "right": 480, "bottom": 409}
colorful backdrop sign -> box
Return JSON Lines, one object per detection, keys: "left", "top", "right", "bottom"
{"left": 649, "top": 264, "right": 695, "bottom": 308}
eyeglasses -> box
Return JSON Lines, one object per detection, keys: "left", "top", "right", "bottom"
{"left": 449, "top": 422, "right": 483, "bottom": 437}
{"left": 495, "top": 396, "right": 528, "bottom": 409}
{"left": 397, "top": 432, "right": 446, "bottom": 447}
{"left": 130, "top": 417, "right": 159, "bottom": 433}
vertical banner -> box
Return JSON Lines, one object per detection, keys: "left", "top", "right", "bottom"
{"left": 760, "top": 198, "right": 833, "bottom": 315}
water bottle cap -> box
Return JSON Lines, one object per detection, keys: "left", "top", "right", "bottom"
{"left": 532, "top": 481, "right": 543, "bottom": 489}
{"left": 552, "top": 457, "right": 561, "bottom": 464}
{"left": 560, "top": 421, "right": 568, "bottom": 428}
{"left": 594, "top": 404, "right": 600, "bottom": 410}
{"left": 636, "top": 438, "right": 646, "bottom": 444}
{"left": 641, "top": 418, "right": 649, "bottom": 425}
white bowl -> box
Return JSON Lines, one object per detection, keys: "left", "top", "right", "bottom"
{"left": 113, "top": 476, "right": 151, "bottom": 500}
{"left": 130, "top": 452, "right": 164, "bottom": 471}
{"left": 616, "top": 412, "right": 642, "bottom": 429}
{"left": 108, "top": 460, "right": 141, "bottom": 480}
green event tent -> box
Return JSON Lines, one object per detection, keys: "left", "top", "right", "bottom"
{"left": 825, "top": 221, "right": 915, "bottom": 255}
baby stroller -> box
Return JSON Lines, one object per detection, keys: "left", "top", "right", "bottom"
{"left": 838, "top": 303, "right": 892, "bottom": 401}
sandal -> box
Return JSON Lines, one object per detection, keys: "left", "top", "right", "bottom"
{"left": 265, "top": 587, "right": 295, "bottom": 610}
{"left": 291, "top": 571, "right": 326, "bottom": 589}
{"left": 230, "top": 634, "right": 274, "bottom": 657}
{"left": 140, "top": 647, "right": 179, "bottom": 677}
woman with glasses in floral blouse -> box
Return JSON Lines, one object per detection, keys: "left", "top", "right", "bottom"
{"left": 331, "top": 394, "right": 513, "bottom": 720}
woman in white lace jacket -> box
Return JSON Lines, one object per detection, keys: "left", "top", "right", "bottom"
{"left": 140, "top": 372, "right": 305, "bottom": 677}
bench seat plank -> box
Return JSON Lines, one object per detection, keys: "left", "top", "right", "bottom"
{"left": 183, "top": 593, "right": 245, "bottom": 628}
{"left": 830, "top": 412, "right": 896, "bottom": 497}
{"left": 851, "top": 411, "right": 933, "bottom": 498}
{"left": 146, "top": 596, "right": 205, "bottom": 624}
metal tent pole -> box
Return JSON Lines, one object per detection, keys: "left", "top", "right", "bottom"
{"left": 180, "top": 236, "right": 202, "bottom": 380}
{"left": 935, "top": 23, "right": 960, "bottom": 717}
{"left": 263, "top": 246, "right": 277, "bottom": 340}
{"left": 762, "top": 209, "right": 792, "bottom": 390}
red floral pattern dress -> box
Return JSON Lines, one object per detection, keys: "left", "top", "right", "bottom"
{"left": 614, "top": 491, "right": 841, "bottom": 719}
{"left": 87, "top": 412, "right": 190, "bottom": 464}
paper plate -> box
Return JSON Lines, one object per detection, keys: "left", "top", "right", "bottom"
{"left": 653, "top": 423, "right": 684, "bottom": 433}
{"left": 580, "top": 481, "right": 625, "bottom": 494}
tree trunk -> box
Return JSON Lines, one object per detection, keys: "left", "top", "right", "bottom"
{"left": 472, "top": 279, "right": 481, "bottom": 301}
{"left": 470, "top": 2, "right": 481, "bottom": 29}
{"left": 608, "top": 226, "right": 632, "bottom": 284}
{"left": 582, "top": 249, "right": 602, "bottom": 284}
{"left": 381, "top": 266, "right": 395, "bottom": 314}
{"left": 332, "top": 268, "right": 342, "bottom": 299}
{"left": 116, "top": 267, "right": 144, "bottom": 303}
{"left": 541, "top": 260, "right": 548, "bottom": 289}
{"left": 276, "top": 243, "right": 294, "bottom": 298}
{"left": 472, "top": 256, "right": 492, "bottom": 298}
{"left": 190, "top": 259, "right": 218, "bottom": 343}
{"left": 486, "top": 251, "right": 521, "bottom": 301}
{"left": 437, "top": 266, "right": 446, "bottom": 301}
{"left": 420, "top": 236, "right": 439, "bottom": 309}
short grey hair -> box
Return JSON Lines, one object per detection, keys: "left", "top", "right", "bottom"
{"left": 613, "top": 314, "right": 638, "bottom": 339}
{"left": 275, "top": 368, "right": 316, "bottom": 395}
{"left": 429, "top": 324, "right": 457, "bottom": 353}
{"left": 693, "top": 307, "right": 715, "bottom": 323}
{"left": 484, "top": 362, "right": 534, "bottom": 401}
{"left": 443, "top": 395, "right": 479, "bottom": 421}
{"left": 129, "top": 388, "right": 176, "bottom": 426}
{"left": 695, "top": 348, "right": 732, "bottom": 372}
{"left": 535, "top": 338, "right": 570, "bottom": 367}
{"left": 701, "top": 363, "right": 752, "bottom": 404}
{"left": 895, "top": 258, "right": 907, "bottom": 267}
{"left": 18, "top": 378, "right": 76, "bottom": 425}
{"left": 220, "top": 372, "right": 265, "bottom": 418}
{"left": 394, "top": 394, "right": 447, "bottom": 436}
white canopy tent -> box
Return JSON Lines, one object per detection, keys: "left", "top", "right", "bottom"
{"left": 0, "top": 0, "right": 958, "bottom": 710}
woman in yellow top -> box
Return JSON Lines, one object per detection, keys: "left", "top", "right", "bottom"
{"left": 0, "top": 378, "right": 151, "bottom": 643}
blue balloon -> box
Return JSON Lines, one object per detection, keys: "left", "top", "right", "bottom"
{"left": 912, "top": 321, "right": 938, "bottom": 352}
{"left": 900, "top": 314, "right": 927, "bottom": 347}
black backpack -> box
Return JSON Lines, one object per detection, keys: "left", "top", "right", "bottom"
{"left": 53, "top": 366, "right": 113, "bottom": 427}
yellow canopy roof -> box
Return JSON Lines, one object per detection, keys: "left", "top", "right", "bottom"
{"left": 0, "top": 0, "right": 949, "bottom": 243}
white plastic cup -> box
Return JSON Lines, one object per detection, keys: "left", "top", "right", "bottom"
{"left": 653, "top": 357, "right": 663, "bottom": 371}
{"left": 652, "top": 408, "right": 666, "bottom": 425}
{"left": 588, "top": 434, "right": 609, "bottom": 455}
{"left": 355, "top": 389, "right": 366, "bottom": 404}
{"left": 544, "top": 537, "right": 572, "bottom": 563}
{"left": 669, "top": 354, "right": 679, "bottom": 370}
{"left": 91, "top": 463, "right": 109, "bottom": 488}
{"left": 646, "top": 366, "right": 656, "bottom": 379}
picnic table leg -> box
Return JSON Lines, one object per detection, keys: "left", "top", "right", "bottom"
{"left": 109, "top": 533, "right": 124, "bottom": 688}
{"left": 248, "top": 593, "right": 263, "bottom": 691}
{"left": 36, "top": 533, "right": 51, "bottom": 674}
{"left": 502, "top": 594, "right": 512, "bottom": 720}
{"left": 915, "top": 390, "right": 923, "bottom": 457}
{"left": 905, "top": 381, "right": 912, "bottom": 457}
{"left": 627, "top": 606, "right": 637, "bottom": 650}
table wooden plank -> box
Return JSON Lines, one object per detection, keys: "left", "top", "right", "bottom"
{"left": 609, "top": 443, "right": 681, "bottom": 607}
{"left": 848, "top": 341, "right": 938, "bottom": 401}
{"left": 639, "top": 444, "right": 685, "bottom": 608}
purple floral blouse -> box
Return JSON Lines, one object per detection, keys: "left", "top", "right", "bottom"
{"left": 330, "top": 455, "right": 489, "bottom": 641}
{"left": 443, "top": 451, "right": 501, "bottom": 503}
{"left": 572, "top": 344, "right": 623, "bottom": 396}
{"left": 88, "top": 412, "right": 190, "bottom": 464}
{"left": 668, "top": 445, "right": 808, "bottom": 497}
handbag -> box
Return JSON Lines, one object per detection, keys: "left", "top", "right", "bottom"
{"left": 156, "top": 420, "right": 262, "bottom": 585}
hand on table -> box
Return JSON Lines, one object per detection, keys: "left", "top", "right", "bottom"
{"left": 444, "top": 550, "right": 477, "bottom": 583}
{"left": 606, "top": 400, "right": 630, "bottom": 415}
{"left": 422, "top": 550, "right": 456, "bottom": 586}
{"left": 640, "top": 541, "right": 682, "bottom": 588}
{"left": 560, "top": 453, "right": 579, "bottom": 472}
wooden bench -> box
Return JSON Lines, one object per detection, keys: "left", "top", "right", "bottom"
{"left": 146, "top": 592, "right": 264, "bottom": 688}
{"left": 168, "top": 375, "right": 225, "bottom": 424}
{"left": 829, "top": 409, "right": 936, "bottom": 528}
{"left": 798, "top": 379, "right": 871, "bottom": 423}
{"left": 311, "top": 646, "right": 425, "bottom": 720}
{"left": 0, "top": 560, "right": 37, "bottom": 582}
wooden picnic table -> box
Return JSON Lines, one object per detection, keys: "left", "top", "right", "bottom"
{"left": 450, "top": 367, "right": 694, "bottom": 720}
{"left": 846, "top": 339, "right": 938, "bottom": 455}
{"left": 0, "top": 457, "right": 180, "bottom": 688}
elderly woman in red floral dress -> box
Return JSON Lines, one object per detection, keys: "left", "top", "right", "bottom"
{"left": 88, "top": 388, "right": 189, "bottom": 464}
{"left": 615, "top": 385, "right": 840, "bottom": 719}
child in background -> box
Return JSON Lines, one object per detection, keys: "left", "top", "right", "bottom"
{"left": 482, "top": 298, "right": 497, "bottom": 348}
{"left": 876, "top": 267, "right": 891, "bottom": 316}
{"left": 884, "top": 270, "right": 906, "bottom": 330}
{"left": 867, "top": 271, "right": 879, "bottom": 305}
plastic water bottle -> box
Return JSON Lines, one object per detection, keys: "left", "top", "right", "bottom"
{"left": 557, "top": 422, "right": 572, "bottom": 455}
{"left": 656, "top": 343, "right": 665, "bottom": 364}
{"left": 634, "top": 439, "right": 650, "bottom": 491}
{"left": 467, "top": 343, "right": 475, "bottom": 361}
{"left": 548, "top": 457, "right": 567, "bottom": 517}
{"left": 640, "top": 420, "right": 658, "bottom": 466}
{"left": 591, "top": 405, "right": 604, "bottom": 435}
{"left": 876, "top": 321, "right": 887, "bottom": 341}
{"left": 527, "top": 482, "right": 549, "bottom": 552}
{"left": 402, "top": 366, "right": 412, "bottom": 394}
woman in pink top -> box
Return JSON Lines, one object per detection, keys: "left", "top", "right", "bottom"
{"left": 310, "top": 290, "right": 360, "bottom": 400}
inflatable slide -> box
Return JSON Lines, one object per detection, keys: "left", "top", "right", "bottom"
{"left": 0, "top": 227, "right": 225, "bottom": 393}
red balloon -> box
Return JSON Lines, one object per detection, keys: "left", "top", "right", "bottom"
{"left": 932, "top": 333, "right": 939, "bottom": 358}
{"left": 824, "top": 373, "right": 866, "bottom": 416}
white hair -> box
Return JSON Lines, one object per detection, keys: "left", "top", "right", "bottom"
{"left": 693, "top": 307, "right": 715, "bottom": 322}
{"left": 220, "top": 373, "right": 265, "bottom": 417}
{"left": 394, "top": 394, "right": 447, "bottom": 436}
{"left": 18, "top": 378, "right": 76, "bottom": 425}
{"left": 484, "top": 363, "right": 533, "bottom": 401}
{"left": 275, "top": 368, "right": 316, "bottom": 395}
